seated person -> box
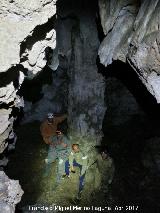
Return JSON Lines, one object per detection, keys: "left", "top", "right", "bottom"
{"left": 44, "top": 130, "right": 70, "bottom": 179}
{"left": 65, "top": 144, "right": 88, "bottom": 199}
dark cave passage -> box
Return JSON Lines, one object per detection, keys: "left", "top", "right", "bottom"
{"left": 98, "top": 60, "right": 160, "bottom": 212}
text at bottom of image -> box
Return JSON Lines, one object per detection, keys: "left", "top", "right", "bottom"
{"left": 28, "top": 205, "right": 139, "bottom": 211}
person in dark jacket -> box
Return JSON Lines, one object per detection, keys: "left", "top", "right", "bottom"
{"left": 40, "top": 113, "right": 67, "bottom": 144}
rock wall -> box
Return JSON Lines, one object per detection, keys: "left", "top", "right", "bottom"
{"left": 56, "top": 0, "right": 107, "bottom": 197}
{"left": 0, "top": 171, "right": 23, "bottom": 213}
{"left": 0, "top": 0, "right": 56, "bottom": 150}
{"left": 98, "top": 0, "right": 160, "bottom": 103}
{"left": 0, "top": 0, "right": 57, "bottom": 210}
{"left": 56, "top": 0, "right": 106, "bottom": 152}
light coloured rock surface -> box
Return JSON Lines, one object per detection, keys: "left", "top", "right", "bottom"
{"left": 98, "top": 0, "right": 139, "bottom": 64}
{"left": 0, "top": 0, "right": 56, "bottom": 73}
{"left": 0, "top": 1, "right": 57, "bottom": 210}
{"left": 0, "top": 0, "right": 57, "bottom": 152}
{"left": 98, "top": 0, "right": 160, "bottom": 103}
{"left": 0, "top": 70, "right": 24, "bottom": 154}
{"left": 0, "top": 109, "right": 13, "bottom": 154}
{"left": 0, "top": 171, "right": 23, "bottom": 213}
{"left": 21, "top": 29, "right": 56, "bottom": 79}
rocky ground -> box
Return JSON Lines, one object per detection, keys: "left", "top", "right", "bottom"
{"left": 5, "top": 121, "right": 114, "bottom": 213}
{"left": 5, "top": 99, "right": 160, "bottom": 213}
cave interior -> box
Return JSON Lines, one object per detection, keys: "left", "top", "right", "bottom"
{"left": 1, "top": 0, "right": 160, "bottom": 212}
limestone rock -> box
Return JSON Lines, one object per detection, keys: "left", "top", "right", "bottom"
{"left": 21, "top": 29, "right": 56, "bottom": 79}
{"left": 22, "top": 67, "right": 68, "bottom": 123}
{"left": 0, "top": 0, "right": 57, "bottom": 155}
{"left": 0, "top": 171, "right": 23, "bottom": 213}
{"left": 59, "top": 1, "right": 106, "bottom": 147}
{"left": 0, "top": 0, "right": 56, "bottom": 73}
{"left": 98, "top": 0, "right": 139, "bottom": 65}
{"left": 98, "top": 0, "right": 160, "bottom": 103}
{"left": 0, "top": 70, "right": 24, "bottom": 153}
{"left": 0, "top": 157, "right": 9, "bottom": 167}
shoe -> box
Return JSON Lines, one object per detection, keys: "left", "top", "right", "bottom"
{"left": 77, "top": 191, "right": 82, "bottom": 200}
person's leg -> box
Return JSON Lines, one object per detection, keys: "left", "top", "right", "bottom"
{"left": 79, "top": 173, "right": 85, "bottom": 193}
{"left": 75, "top": 163, "right": 85, "bottom": 199}
{"left": 44, "top": 148, "right": 56, "bottom": 176}
{"left": 65, "top": 160, "right": 70, "bottom": 176}
{"left": 56, "top": 158, "right": 64, "bottom": 183}
{"left": 73, "top": 159, "right": 79, "bottom": 167}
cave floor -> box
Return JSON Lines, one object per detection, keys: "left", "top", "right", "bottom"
{"left": 5, "top": 114, "right": 160, "bottom": 212}
{"left": 5, "top": 121, "right": 110, "bottom": 212}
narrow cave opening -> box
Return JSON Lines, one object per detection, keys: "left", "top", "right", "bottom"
{"left": 98, "top": 60, "right": 160, "bottom": 212}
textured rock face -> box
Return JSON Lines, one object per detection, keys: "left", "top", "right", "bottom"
{"left": 98, "top": 0, "right": 160, "bottom": 103}
{"left": 0, "top": 0, "right": 56, "bottom": 152}
{"left": 0, "top": 171, "right": 23, "bottom": 213}
{"left": 55, "top": 0, "right": 107, "bottom": 196}
{"left": 56, "top": 0, "right": 106, "bottom": 148}
{"left": 0, "top": 0, "right": 56, "bottom": 73}
{"left": 22, "top": 67, "right": 68, "bottom": 123}
{"left": 0, "top": 0, "right": 57, "bottom": 209}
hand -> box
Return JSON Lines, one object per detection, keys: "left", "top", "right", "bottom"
{"left": 69, "top": 166, "right": 75, "bottom": 173}
{"left": 61, "top": 142, "right": 67, "bottom": 148}
{"left": 44, "top": 159, "right": 49, "bottom": 164}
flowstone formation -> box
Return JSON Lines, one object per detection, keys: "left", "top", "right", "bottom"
{"left": 98, "top": 0, "right": 160, "bottom": 103}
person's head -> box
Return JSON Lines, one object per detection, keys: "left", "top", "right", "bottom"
{"left": 72, "top": 144, "right": 80, "bottom": 153}
{"left": 101, "top": 149, "right": 108, "bottom": 160}
{"left": 56, "top": 130, "right": 63, "bottom": 139}
{"left": 47, "top": 113, "right": 54, "bottom": 124}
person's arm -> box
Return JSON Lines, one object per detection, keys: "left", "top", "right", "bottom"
{"left": 69, "top": 152, "right": 75, "bottom": 171}
{"left": 61, "top": 137, "right": 69, "bottom": 148}
{"left": 56, "top": 114, "right": 67, "bottom": 123}
{"left": 40, "top": 122, "right": 52, "bottom": 144}
{"left": 62, "top": 143, "right": 67, "bottom": 148}
{"left": 81, "top": 155, "right": 88, "bottom": 176}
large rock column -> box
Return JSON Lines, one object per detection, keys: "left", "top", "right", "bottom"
{"left": 67, "top": 17, "right": 106, "bottom": 151}
{"left": 57, "top": 0, "right": 106, "bottom": 153}
{"left": 56, "top": 0, "right": 107, "bottom": 198}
